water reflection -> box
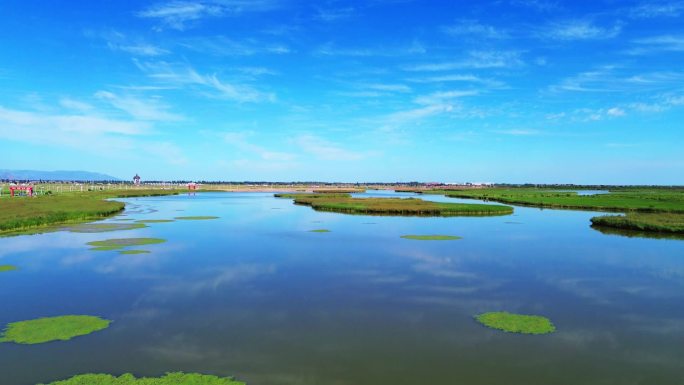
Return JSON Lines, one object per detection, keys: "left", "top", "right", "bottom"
{"left": 1, "top": 192, "right": 683, "bottom": 385}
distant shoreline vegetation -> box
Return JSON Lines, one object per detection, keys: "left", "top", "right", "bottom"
{"left": 275, "top": 193, "right": 513, "bottom": 217}
{"left": 425, "top": 188, "right": 684, "bottom": 235}
{"left": 37, "top": 372, "right": 245, "bottom": 385}
{"left": 0, "top": 189, "right": 178, "bottom": 236}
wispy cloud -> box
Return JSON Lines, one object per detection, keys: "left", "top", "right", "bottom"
{"left": 629, "top": 1, "right": 684, "bottom": 18}
{"left": 405, "top": 50, "right": 523, "bottom": 71}
{"left": 138, "top": 0, "right": 282, "bottom": 30}
{"left": 442, "top": 20, "right": 509, "bottom": 39}
{"left": 134, "top": 60, "right": 275, "bottom": 103}
{"left": 630, "top": 35, "right": 684, "bottom": 54}
{"left": 315, "top": 41, "right": 425, "bottom": 57}
{"left": 109, "top": 42, "right": 169, "bottom": 57}
{"left": 59, "top": 98, "right": 94, "bottom": 112}
{"left": 366, "top": 83, "right": 412, "bottom": 92}
{"left": 493, "top": 129, "right": 541, "bottom": 136}
{"left": 179, "top": 35, "right": 291, "bottom": 56}
{"left": 222, "top": 131, "right": 296, "bottom": 161}
{"left": 406, "top": 74, "right": 507, "bottom": 88}
{"left": 94, "top": 91, "right": 184, "bottom": 121}
{"left": 314, "top": 7, "right": 355, "bottom": 22}
{"left": 541, "top": 20, "right": 621, "bottom": 40}
{"left": 509, "top": 0, "right": 559, "bottom": 11}
{"left": 294, "top": 135, "right": 369, "bottom": 161}
{"left": 549, "top": 66, "right": 684, "bottom": 93}
{"left": 413, "top": 90, "right": 478, "bottom": 105}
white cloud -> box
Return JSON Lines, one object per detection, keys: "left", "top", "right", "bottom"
{"left": 315, "top": 7, "right": 355, "bottom": 22}
{"left": 179, "top": 35, "right": 291, "bottom": 56}
{"left": 315, "top": 40, "right": 425, "bottom": 57}
{"left": 414, "top": 90, "right": 478, "bottom": 105}
{"left": 550, "top": 67, "right": 684, "bottom": 93}
{"left": 629, "top": 1, "right": 684, "bottom": 18}
{"left": 95, "top": 91, "right": 183, "bottom": 121}
{"left": 630, "top": 35, "right": 684, "bottom": 54}
{"left": 137, "top": 0, "right": 282, "bottom": 30}
{"left": 405, "top": 50, "right": 523, "bottom": 71}
{"left": 59, "top": 98, "right": 94, "bottom": 112}
{"left": 293, "top": 135, "right": 368, "bottom": 161}
{"left": 493, "top": 129, "right": 541, "bottom": 136}
{"left": 135, "top": 60, "right": 275, "bottom": 103}
{"left": 442, "top": 20, "right": 509, "bottom": 39}
{"left": 366, "top": 84, "right": 412, "bottom": 92}
{"left": 222, "top": 131, "right": 296, "bottom": 161}
{"left": 542, "top": 20, "right": 621, "bottom": 40}
{"left": 109, "top": 42, "right": 169, "bottom": 57}
{"left": 606, "top": 107, "right": 626, "bottom": 117}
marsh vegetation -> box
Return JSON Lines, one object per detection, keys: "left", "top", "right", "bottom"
{"left": 475, "top": 312, "right": 555, "bottom": 335}
{"left": 0, "top": 315, "right": 110, "bottom": 344}
{"left": 38, "top": 372, "right": 245, "bottom": 385}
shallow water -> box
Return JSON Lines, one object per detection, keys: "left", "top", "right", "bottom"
{"left": 1, "top": 191, "right": 683, "bottom": 385}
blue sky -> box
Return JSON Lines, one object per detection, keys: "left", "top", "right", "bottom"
{"left": 1, "top": 0, "right": 683, "bottom": 183}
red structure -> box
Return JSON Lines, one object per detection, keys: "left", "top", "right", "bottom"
{"left": 187, "top": 182, "right": 198, "bottom": 191}
{"left": 10, "top": 186, "right": 33, "bottom": 197}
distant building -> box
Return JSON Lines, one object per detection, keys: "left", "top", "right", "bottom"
{"left": 133, "top": 174, "right": 141, "bottom": 185}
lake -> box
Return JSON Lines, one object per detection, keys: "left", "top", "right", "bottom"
{"left": 1, "top": 191, "right": 683, "bottom": 385}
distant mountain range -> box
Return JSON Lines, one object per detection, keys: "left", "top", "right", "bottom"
{"left": 0, "top": 169, "right": 120, "bottom": 181}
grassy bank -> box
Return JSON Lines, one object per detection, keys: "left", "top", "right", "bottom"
{"left": 278, "top": 194, "right": 513, "bottom": 216}
{"left": 591, "top": 213, "right": 684, "bottom": 233}
{"left": 39, "top": 372, "right": 245, "bottom": 385}
{"left": 441, "top": 189, "right": 684, "bottom": 213}
{"left": 0, "top": 189, "right": 178, "bottom": 235}
{"left": 0, "top": 315, "right": 110, "bottom": 344}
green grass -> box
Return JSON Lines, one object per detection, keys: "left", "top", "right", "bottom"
{"left": 87, "top": 238, "right": 166, "bottom": 251}
{"left": 174, "top": 216, "right": 220, "bottom": 220}
{"left": 274, "top": 193, "right": 352, "bottom": 199}
{"left": 309, "top": 229, "right": 331, "bottom": 232}
{"left": 591, "top": 213, "right": 684, "bottom": 233}
{"left": 475, "top": 311, "right": 556, "bottom": 335}
{"left": 64, "top": 223, "right": 147, "bottom": 233}
{"left": 119, "top": 250, "right": 151, "bottom": 255}
{"left": 279, "top": 194, "right": 513, "bottom": 217}
{"left": 0, "top": 265, "right": 18, "bottom": 272}
{"left": 135, "top": 219, "right": 175, "bottom": 223}
{"left": 400, "top": 235, "right": 462, "bottom": 240}
{"left": 442, "top": 188, "right": 684, "bottom": 213}
{"left": 0, "top": 189, "right": 178, "bottom": 235}
{"left": 38, "top": 372, "right": 245, "bottom": 385}
{"left": 0, "top": 315, "right": 111, "bottom": 344}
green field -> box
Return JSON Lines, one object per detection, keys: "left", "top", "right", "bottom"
{"left": 0, "top": 315, "right": 110, "bottom": 344}
{"left": 400, "top": 235, "right": 462, "bottom": 240}
{"left": 0, "top": 189, "right": 178, "bottom": 235}
{"left": 38, "top": 372, "right": 245, "bottom": 385}
{"left": 591, "top": 213, "right": 684, "bottom": 233}
{"left": 0, "top": 265, "right": 18, "bottom": 272}
{"left": 475, "top": 312, "right": 556, "bottom": 335}
{"left": 277, "top": 194, "right": 513, "bottom": 216}
{"left": 433, "top": 188, "right": 684, "bottom": 234}
{"left": 441, "top": 188, "right": 684, "bottom": 213}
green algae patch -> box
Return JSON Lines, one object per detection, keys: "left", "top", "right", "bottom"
{"left": 87, "top": 238, "right": 166, "bottom": 251}
{"left": 119, "top": 250, "right": 150, "bottom": 255}
{"left": 401, "top": 235, "right": 462, "bottom": 241}
{"left": 135, "top": 219, "right": 175, "bottom": 223}
{"left": 0, "top": 315, "right": 111, "bottom": 345}
{"left": 65, "top": 223, "right": 147, "bottom": 233}
{"left": 309, "top": 229, "right": 331, "bottom": 233}
{"left": 38, "top": 372, "right": 245, "bottom": 385}
{"left": 0, "top": 265, "right": 18, "bottom": 272}
{"left": 174, "top": 216, "right": 220, "bottom": 220}
{"left": 280, "top": 194, "right": 513, "bottom": 217}
{"left": 475, "top": 312, "right": 555, "bottom": 335}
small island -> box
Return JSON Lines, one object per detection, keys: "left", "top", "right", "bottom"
{"left": 475, "top": 311, "right": 555, "bottom": 335}
{"left": 0, "top": 315, "right": 111, "bottom": 344}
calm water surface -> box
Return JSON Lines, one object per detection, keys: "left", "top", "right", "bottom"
{"left": 1, "top": 191, "right": 683, "bottom": 385}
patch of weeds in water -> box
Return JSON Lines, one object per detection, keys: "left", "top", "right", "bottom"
{"left": 475, "top": 311, "right": 555, "bottom": 335}
{"left": 309, "top": 229, "right": 330, "bottom": 233}
{"left": 401, "top": 235, "right": 462, "bottom": 241}
{"left": 135, "top": 219, "right": 175, "bottom": 223}
{"left": 0, "top": 315, "right": 111, "bottom": 344}
{"left": 174, "top": 216, "right": 219, "bottom": 220}
{"left": 87, "top": 238, "right": 166, "bottom": 252}
{"left": 39, "top": 372, "right": 245, "bottom": 385}
{"left": 0, "top": 265, "right": 18, "bottom": 272}
{"left": 65, "top": 223, "right": 147, "bottom": 233}
{"left": 119, "top": 250, "right": 150, "bottom": 255}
